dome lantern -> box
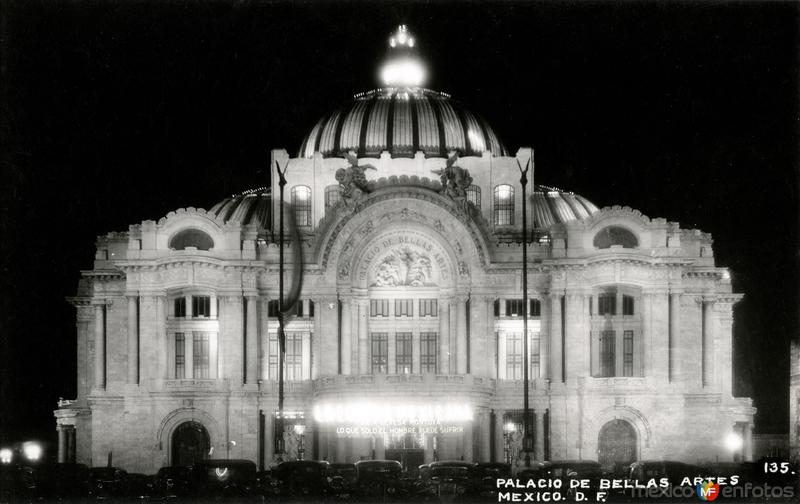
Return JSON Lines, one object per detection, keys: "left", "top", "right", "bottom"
{"left": 380, "top": 25, "right": 426, "bottom": 88}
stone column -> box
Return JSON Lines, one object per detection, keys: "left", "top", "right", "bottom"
{"left": 564, "top": 292, "right": 587, "bottom": 382}
{"left": 388, "top": 331, "right": 396, "bottom": 374}
{"left": 649, "top": 291, "right": 669, "bottom": 383}
{"left": 744, "top": 424, "right": 754, "bottom": 461}
{"left": 126, "top": 295, "right": 139, "bottom": 384}
{"left": 550, "top": 294, "right": 563, "bottom": 382}
{"left": 463, "top": 421, "right": 474, "bottom": 462}
{"left": 185, "top": 330, "right": 194, "bottom": 379}
{"left": 424, "top": 434, "right": 435, "bottom": 463}
{"left": 57, "top": 425, "right": 67, "bottom": 463}
{"left": 336, "top": 436, "right": 347, "bottom": 463}
{"left": 412, "top": 331, "right": 421, "bottom": 374}
{"left": 302, "top": 332, "right": 312, "bottom": 380}
{"left": 357, "top": 299, "right": 369, "bottom": 375}
{"left": 540, "top": 295, "right": 550, "bottom": 380}
{"left": 138, "top": 296, "right": 157, "bottom": 383}
{"left": 439, "top": 298, "right": 451, "bottom": 374}
{"left": 535, "top": 409, "right": 545, "bottom": 461}
{"left": 469, "top": 296, "right": 490, "bottom": 377}
{"left": 493, "top": 409, "right": 505, "bottom": 463}
{"left": 703, "top": 298, "right": 715, "bottom": 387}
{"left": 340, "top": 297, "right": 352, "bottom": 375}
{"left": 94, "top": 302, "right": 105, "bottom": 390}
{"left": 497, "top": 331, "right": 507, "bottom": 379}
{"left": 260, "top": 297, "right": 270, "bottom": 381}
{"left": 480, "top": 410, "right": 492, "bottom": 462}
{"left": 668, "top": 291, "right": 681, "bottom": 383}
{"left": 246, "top": 296, "right": 258, "bottom": 384}
{"left": 641, "top": 292, "right": 653, "bottom": 378}
{"left": 156, "top": 295, "right": 167, "bottom": 380}
{"left": 456, "top": 296, "right": 468, "bottom": 374}
{"left": 220, "top": 296, "right": 244, "bottom": 384}
{"left": 66, "top": 426, "right": 76, "bottom": 463}
{"left": 718, "top": 301, "right": 734, "bottom": 396}
{"left": 312, "top": 297, "right": 330, "bottom": 379}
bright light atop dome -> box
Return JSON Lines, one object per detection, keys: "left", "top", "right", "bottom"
{"left": 381, "top": 58, "right": 426, "bottom": 87}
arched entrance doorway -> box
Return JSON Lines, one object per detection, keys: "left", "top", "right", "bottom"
{"left": 597, "top": 419, "right": 637, "bottom": 472}
{"left": 171, "top": 421, "right": 210, "bottom": 466}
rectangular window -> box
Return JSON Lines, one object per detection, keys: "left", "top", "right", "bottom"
{"left": 325, "top": 185, "right": 341, "bottom": 211}
{"left": 268, "top": 332, "right": 304, "bottom": 381}
{"left": 419, "top": 299, "right": 438, "bottom": 317}
{"left": 285, "top": 332, "right": 303, "bottom": 380}
{"left": 530, "top": 299, "right": 542, "bottom": 317}
{"left": 192, "top": 295, "right": 211, "bottom": 318}
{"left": 309, "top": 300, "right": 315, "bottom": 318}
{"left": 493, "top": 299, "right": 500, "bottom": 317}
{"left": 295, "top": 301, "right": 304, "bottom": 318}
{"left": 370, "top": 299, "right": 389, "bottom": 317}
{"left": 175, "top": 333, "right": 185, "bottom": 379}
{"left": 174, "top": 298, "right": 186, "bottom": 318}
{"left": 371, "top": 333, "right": 388, "bottom": 374}
{"left": 506, "top": 299, "right": 525, "bottom": 317}
{"left": 494, "top": 185, "right": 514, "bottom": 226}
{"left": 530, "top": 332, "right": 541, "bottom": 379}
{"left": 623, "top": 295, "right": 635, "bottom": 316}
{"left": 396, "top": 332, "right": 413, "bottom": 374}
{"left": 623, "top": 330, "right": 634, "bottom": 377}
{"left": 395, "top": 299, "right": 413, "bottom": 317}
{"left": 420, "top": 332, "right": 437, "bottom": 373}
{"left": 268, "top": 300, "right": 280, "bottom": 317}
{"left": 598, "top": 294, "right": 616, "bottom": 316}
{"left": 600, "top": 330, "right": 616, "bottom": 377}
{"left": 193, "top": 332, "right": 211, "bottom": 378}
{"left": 506, "top": 332, "right": 523, "bottom": 379}
{"left": 268, "top": 332, "right": 278, "bottom": 379}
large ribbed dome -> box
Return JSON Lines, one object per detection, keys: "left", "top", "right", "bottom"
{"left": 298, "top": 88, "right": 507, "bottom": 159}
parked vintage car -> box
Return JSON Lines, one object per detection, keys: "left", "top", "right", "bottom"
{"left": 328, "top": 462, "right": 358, "bottom": 498}
{"left": 354, "top": 460, "right": 407, "bottom": 500}
{"left": 271, "top": 460, "right": 333, "bottom": 498}
{"left": 154, "top": 465, "right": 193, "bottom": 498}
{"left": 89, "top": 466, "right": 128, "bottom": 499}
{"left": 416, "top": 461, "right": 477, "bottom": 501}
{"left": 473, "top": 462, "right": 512, "bottom": 499}
{"left": 189, "top": 459, "right": 259, "bottom": 500}
{"left": 1, "top": 463, "right": 37, "bottom": 503}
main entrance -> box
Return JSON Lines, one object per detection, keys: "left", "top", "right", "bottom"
{"left": 597, "top": 419, "right": 637, "bottom": 472}
{"left": 171, "top": 421, "right": 210, "bottom": 466}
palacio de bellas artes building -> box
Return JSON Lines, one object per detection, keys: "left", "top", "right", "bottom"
{"left": 55, "top": 25, "right": 754, "bottom": 474}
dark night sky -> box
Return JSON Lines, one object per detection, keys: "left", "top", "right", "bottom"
{"left": 1, "top": 1, "right": 797, "bottom": 451}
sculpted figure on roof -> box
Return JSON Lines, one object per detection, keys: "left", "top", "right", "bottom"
{"left": 432, "top": 151, "right": 473, "bottom": 216}
{"left": 335, "top": 150, "right": 377, "bottom": 208}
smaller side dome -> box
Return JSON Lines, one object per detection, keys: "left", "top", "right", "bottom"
{"left": 593, "top": 226, "right": 639, "bottom": 248}
{"left": 209, "top": 188, "right": 272, "bottom": 231}
{"left": 532, "top": 185, "right": 600, "bottom": 228}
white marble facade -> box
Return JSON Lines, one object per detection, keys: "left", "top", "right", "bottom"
{"left": 55, "top": 144, "right": 755, "bottom": 474}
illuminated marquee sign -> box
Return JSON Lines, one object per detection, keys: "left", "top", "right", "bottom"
{"left": 313, "top": 401, "right": 473, "bottom": 426}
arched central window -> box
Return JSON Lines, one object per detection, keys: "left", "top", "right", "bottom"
{"left": 494, "top": 184, "right": 514, "bottom": 225}
{"left": 291, "top": 185, "right": 312, "bottom": 227}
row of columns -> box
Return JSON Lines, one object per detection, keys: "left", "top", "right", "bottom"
{"left": 56, "top": 425, "right": 76, "bottom": 463}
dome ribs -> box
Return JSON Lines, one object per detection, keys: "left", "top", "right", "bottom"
{"left": 409, "top": 92, "right": 420, "bottom": 157}
{"left": 430, "top": 95, "right": 448, "bottom": 157}
{"left": 298, "top": 88, "right": 507, "bottom": 158}
{"left": 385, "top": 90, "right": 396, "bottom": 154}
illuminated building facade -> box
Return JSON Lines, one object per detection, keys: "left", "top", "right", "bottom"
{"left": 55, "top": 26, "right": 754, "bottom": 473}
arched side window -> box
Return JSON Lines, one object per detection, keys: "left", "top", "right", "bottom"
{"left": 466, "top": 184, "right": 481, "bottom": 209}
{"left": 325, "top": 185, "right": 342, "bottom": 212}
{"left": 593, "top": 226, "right": 638, "bottom": 249}
{"left": 493, "top": 184, "right": 514, "bottom": 226}
{"left": 169, "top": 229, "right": 214, "bottom": 251}
{"left": 291, "top": 185, "right": 312, "bottom": 227}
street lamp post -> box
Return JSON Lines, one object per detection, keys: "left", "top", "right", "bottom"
{"left": 518, "top": 155, "right": 533, "bottom": 467}
{"left": 275, "top": 161, "right": 288, "bottom": 456}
